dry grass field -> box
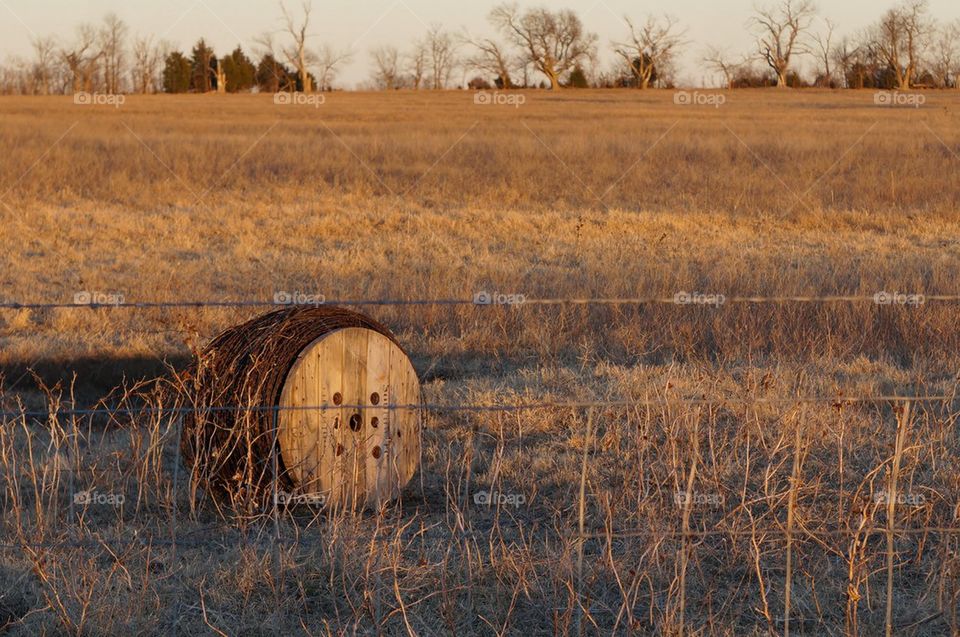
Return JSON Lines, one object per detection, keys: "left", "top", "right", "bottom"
{"left": 1, "top": 89, "right": 960, "bottom": 635}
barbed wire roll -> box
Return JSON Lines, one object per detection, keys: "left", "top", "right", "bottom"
{"left": 177, "top": 306, "right": 420, "bottom": 512}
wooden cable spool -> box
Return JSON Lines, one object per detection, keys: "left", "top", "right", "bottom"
{"left": 179, "top": 306, "right": 421, "bottom": 510}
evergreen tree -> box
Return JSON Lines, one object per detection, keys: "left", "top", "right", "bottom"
{"left": 567, "top": 65, "right": 589, "bottom": 88}
{"left": 190, "top": 39, "right": 217, "bottom": 92}
{"left": 162, "top": 51, "right": 191, "bottom": 93}
{"left": 221, "top": 46, "right": 256, "bottom": 93}
{"left": 256, "top": 54, "right": 296, "bottom": 93}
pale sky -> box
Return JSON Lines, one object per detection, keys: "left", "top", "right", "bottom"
{"left": 1, "top": 0, "right": 958, "bottom": 88}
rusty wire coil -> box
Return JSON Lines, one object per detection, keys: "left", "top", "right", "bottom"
{"left": 177, "top": 306, "right": 401, "bottom": 511}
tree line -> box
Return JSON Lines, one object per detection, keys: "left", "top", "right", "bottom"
{"left": 1, "top": 0, "right": 958, "bottom": 95}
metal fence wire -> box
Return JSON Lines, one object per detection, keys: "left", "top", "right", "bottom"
{"left": 2, "top": 299, "right": 960, "bottom": 633}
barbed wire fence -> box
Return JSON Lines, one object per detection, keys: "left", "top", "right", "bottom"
{"left": 3, "top": 397, "right": 957, "bottom": 532}
{"left": 0, "top": 292, "right": 939, "bottom": 348}
{"left": 2, "top": 397, "right": 959, "bottom": 629}
{"left": 0, "top": 292, "right": 951, "bottom": 310}
{"left": 1, "top": 298, "right": 959, "bottom": 633}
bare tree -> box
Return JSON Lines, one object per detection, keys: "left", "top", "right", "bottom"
{"left": 812, "top": 18, "right": 836, "bottom": 86}
{"left": 30, "top": 37, "right": 59, "bottom": 95}
{"left": 131, "top": 37, "right": 151, "bottom": 93}
{"left": 0, "top": 56, "right": 32, "bottom": 95}
{"left": 830, "top": 36, "right": 860, "bottom": 88}
{"left": 314, "top": 44, "right": 351, "bottom": 91}
{"left": 750, "top": 0, "right": 817, "bottom": 88}
{"left": 870, "top": 0, "right": 931, "bottom": 90}
{"left": 406, "top": 40, "right": 427, "bottom": 89}
{"left": 613, "top": 15, "right": 685, "bottom": 89}
{"left": 489, "top": 4, "right": 597, "bottom": 90}
{"left": 425, "top": 24, "right": 459, "bottom": 89}
{"left": 463, "top": 33, "right": 517, "bottom": 88}
{"left": 99, "top": 13, "right": 128, "bottom": 93}
{"left": 131, "top": 36, "right": 166, "bottom": 94}
{"left": 62, "top": 24, "right": 101, "bottom": 93}
{"left": 370, "top": 45, "right": 403, "bottom": 90}
{"left": 703, "top": 45, "right": 747, "bottom": 89}
{"left": 925, "top": 22, "right": 957, "bottom": 88}
{"left": 954, "top": 21, "right": 960, "bottom": 89}
{"left": 280, "top": 0, "right": 316, "bottom": 92}
{"left": 0, "top": 58, "right": 19, "bottom": 94}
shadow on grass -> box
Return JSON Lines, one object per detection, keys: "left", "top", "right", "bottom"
{"left": 0, "top": 354, "right": 192, "bottom": 403}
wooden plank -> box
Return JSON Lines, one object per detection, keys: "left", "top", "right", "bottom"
{"left": 279, "top": 351, "right": 310, "bottom": 488}
{"left": 279, "top": 337, "right": 332, "bottom": 498}
{"left": 300, "top": 342, "right": 319, "bottom": 492}
{"left": 317, "top": 330, "right": 344, "bottom": 507}
{"left": 341, "top": 328, "right": 368, "bottom": 508}
{"left": 364, "top": 332, "right": 391, "bottom": 506}
{"left": 387, "top": 341, "right": 420, "bottom": 491}
{"left": 385, "top": 342, "right": 400, "bottom": 496}
{"left": 397, "top": 347, "right": 421, "bottom": 487}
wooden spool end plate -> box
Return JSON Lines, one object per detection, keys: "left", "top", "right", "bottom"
{"left": 277, "top": 327, "right": 421, "bottom": 509}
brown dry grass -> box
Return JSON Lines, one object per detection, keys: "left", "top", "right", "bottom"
{"left": 1, "top": 89, "right": 960, "bottom": 635}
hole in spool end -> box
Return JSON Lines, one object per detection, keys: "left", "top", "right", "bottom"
{"left": 332, "top": 392, "right": 342, "bottom": 405}
{"left": 370, "top": 392, "right": 380, "bottom": 405}
{"left": 372, "top": 446, "right": 381, "bottom": 459}
{"left": 371, "top": 416, "right": 379, "bottom": 428}
{"left": 349, "top": 414, "right": 362, "bottom": 431}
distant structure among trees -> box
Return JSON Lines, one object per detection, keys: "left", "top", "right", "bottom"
{"left": 0, "top": 0, "right": 957, "bottom": 94}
